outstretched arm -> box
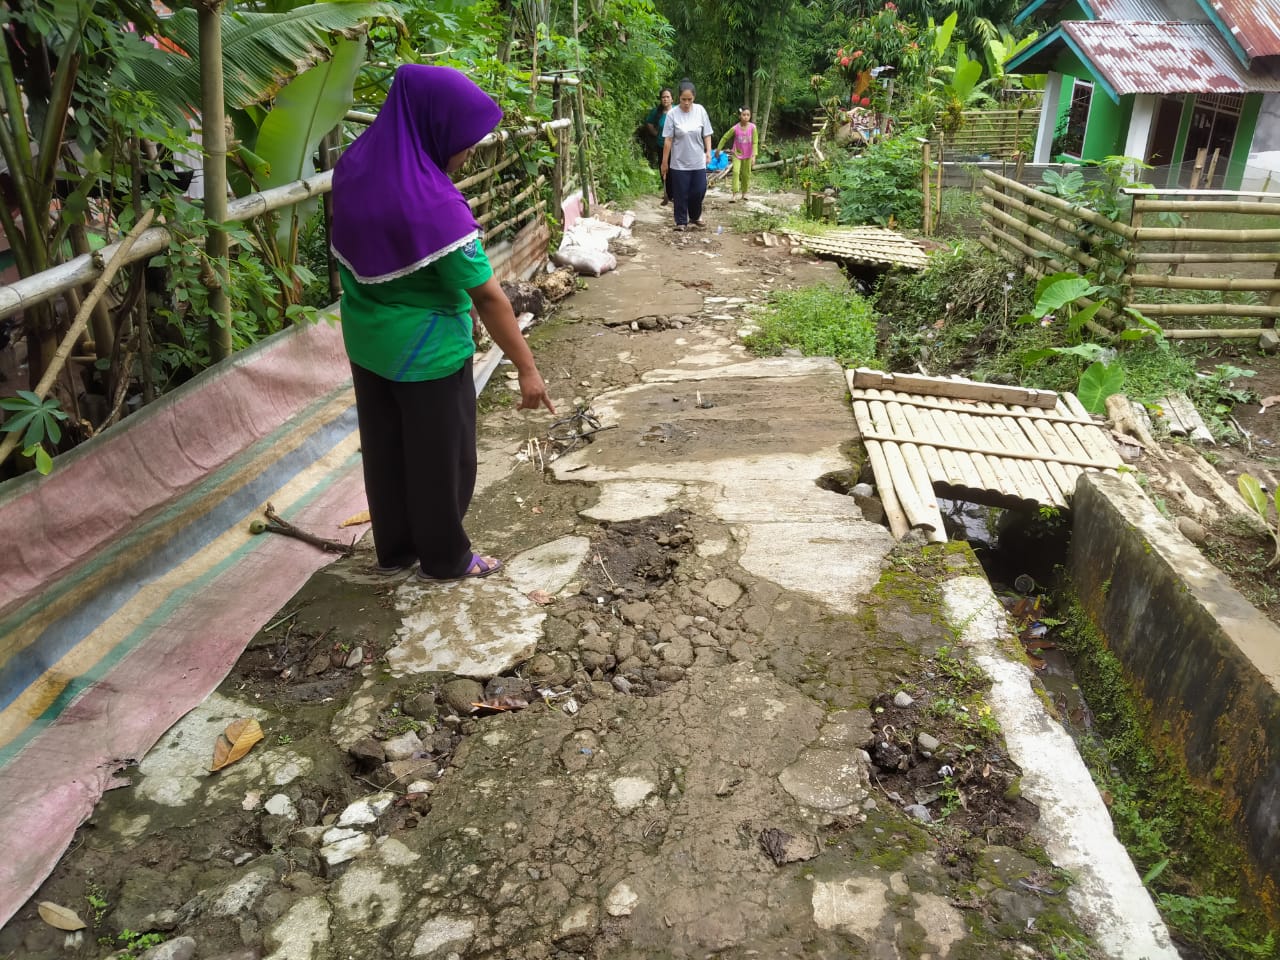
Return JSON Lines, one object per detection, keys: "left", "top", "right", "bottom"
{"left": 468, "top": 277, "right": 555, "bottom": 413}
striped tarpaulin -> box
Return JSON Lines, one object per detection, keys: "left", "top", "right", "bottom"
{"left": 0, "top": 318, "right": 370, "bottom": 929}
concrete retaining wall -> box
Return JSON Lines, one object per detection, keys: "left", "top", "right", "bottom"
{"left": 1069, "top": 473, "right": 1280, "bottom": 902}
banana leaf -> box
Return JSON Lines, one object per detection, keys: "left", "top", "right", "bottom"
{"left": 129, "top": 2, "right": 400, "bottom": 123}
{"left": 253, "top": 38, "right": 365, "bottom": 243}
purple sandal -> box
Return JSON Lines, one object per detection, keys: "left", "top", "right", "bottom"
{"left": 417, "top": 553, "right": 504, "bottom": 583}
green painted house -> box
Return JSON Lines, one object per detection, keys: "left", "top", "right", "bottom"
{"left": 1009, "top": 0, "right": 1280, "bottom": 188}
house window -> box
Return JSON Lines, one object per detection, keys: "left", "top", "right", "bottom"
{"left": 1052, "top": 79, "right": 1093, "bottom": 158}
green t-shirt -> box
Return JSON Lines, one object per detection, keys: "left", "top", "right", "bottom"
{"left": 338, "top": 237, "right": 494, "bottom": 382}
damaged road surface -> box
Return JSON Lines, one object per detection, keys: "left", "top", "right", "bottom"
{"left": 2, "top": 196, "right": 1178, "bottom": 960}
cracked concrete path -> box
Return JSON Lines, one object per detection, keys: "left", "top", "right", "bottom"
{"left": 2, "top": 193, "right": 1177, "bottom": 960}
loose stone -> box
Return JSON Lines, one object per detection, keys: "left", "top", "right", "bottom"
{"left": 382, "top": 730, "right": 424, "bottom": 761}
{"left": 893, "top": 691, "right": 915, "bottom": 708}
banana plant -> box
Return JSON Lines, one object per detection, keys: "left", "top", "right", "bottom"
{"left": 246, "top": 38, "right": 367, "bottom": 306}
{"left": 129, "top": 2, "right": 400, "bottom": 124}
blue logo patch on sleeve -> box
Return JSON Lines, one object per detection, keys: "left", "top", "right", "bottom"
{"left": 461, "top": 239, "right": 483, "bottom": 260}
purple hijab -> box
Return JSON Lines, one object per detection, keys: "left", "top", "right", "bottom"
{"left": 331, "top": 65, "right": 503, "bottom": 283}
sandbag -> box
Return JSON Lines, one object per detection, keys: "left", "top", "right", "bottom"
{"left": 552, "top": 245, "right": 617, "bottom": 277}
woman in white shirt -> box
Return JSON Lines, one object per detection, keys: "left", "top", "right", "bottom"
{"left": 660, "top": 80, "right": 713, "bottom": 231}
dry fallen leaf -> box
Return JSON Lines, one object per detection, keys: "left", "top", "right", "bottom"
{"left": 1261, "top": 395, "right": 1280, "bottom": 413}
{"left": 210, "top": 718, "right": 265, "bottom": 772}
{"left": 526, "top": 589, "right": 554, "bottom": 605}
{"left": 470, "top": 696, "right": 530, "bottom": 713}
{"left": 531, "top": 506, "right": 543, "bottom": 515}
{"left": 340, "top": 510, "right": 371, "bottom": 528}
{"left": 37, "top": 901, "right": 86, "bottom": 931}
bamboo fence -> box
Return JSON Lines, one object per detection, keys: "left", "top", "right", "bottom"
{"left": 979, "top": 168, "right": 1280, "bottom": 339}
{"left": 0, "top": 94, "right": 583, "bottom": 325}
{"left": 931, "top": 107, "right": 1040, "bottom": 160}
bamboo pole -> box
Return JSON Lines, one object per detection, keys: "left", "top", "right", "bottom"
{"left": 850, "top": 390, "right": 1090, "bottom": 425}
{"left": 1125, "top": 273, "right": 1280, "bottom": 291}
{"left": 982, "top": 169, "right": 1133, "bottom": 239}
{"left": 981, "top": 226, "right": 1121, "bottom": 334}
{"left": 1205, "top": 148, "right": 1221, "bottom": 189}
{"left": 456, "top": 152, "right": 519, "bottom": 192}
{"left": 921, "top": 139, "right": 933, "bottom": 236}
{"left": 933, "top": 405, "right": 1005, "bottom": 489}
{"left": 0, "top": 211, "right": 155, "bottom": 469}
{"left": 862, "top": 401, "right": 936, "bottom": 533}
{"left": 959, "top": 404, "right": 1046, "bottom": 500}
{"left": 199, "top": 0, "right": 232, "bottom": 362}
{"left": 981, "top": 201, "right": 1100, "bottom": 271}
{"left": 1188, "top": 147, "right": 1208, "bottom": 190}
{"left": 68, "top": 224, "right": 115, "bottom": 361}
{"left": 485, "top": 200, "right": 546, "bottom": 242}
{"left": 1134, "top": 251, "right": 1280, "bottom": 264}
{"left": 1134, "top": 225, "right": 1280, "bottom": 243}
{"left": 1133, "top": 199, "right": 1280, "bottom": 216}
{"left": 1163, "top": 327, "right": 1267, "bottom": 339}
{"left": 980, "top": 184, "right": 1103, "bottom": 250}
{"left": 977, "top": 401, "right": 1064, "bottom": 503}
{"left": 860, "top": 438, "right": 912, "bottom": 539}
{"left": 935, "top": 133, "right": 944, "bottom": 227}
{"left": 1008, "top": 409, "right": 1076, "bottom": 501}
{"left": 1058, "top": 394, "right": 1124, "bottom": 467}
{"left": 1129, "top": 302, "right": 1280, "bottom": 318}
{"left": 905, "top": 396, "right": 986, "bottom": 492}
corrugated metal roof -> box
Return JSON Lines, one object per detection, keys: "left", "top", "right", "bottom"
{"left": 1087, "top": 0, "right": 1171, "bottom": 19}
{"left": 1058, "top": 20, "right": 1280, "bottom": 94}
{"left": 1205, "top": 0, "right": 1280, "bottom": 59}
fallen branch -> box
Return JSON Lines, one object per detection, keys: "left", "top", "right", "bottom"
{"left": 248, "top": 502, "right": 355, "bottom": 555}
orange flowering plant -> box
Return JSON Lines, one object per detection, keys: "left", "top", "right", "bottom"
{"left": 834, "top": 3, "right": 926, "bottom": 91}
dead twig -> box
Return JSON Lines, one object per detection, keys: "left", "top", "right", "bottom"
{"left": 253, "top": 502, "right": 356, "bottom": 555}
{"left": 593, "top": 552, "right": 617, "bottom": 588}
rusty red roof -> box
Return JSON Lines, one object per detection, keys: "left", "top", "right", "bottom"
{"left": 1203, "top": 0, "right": 1280, "bottom": 60}
{"left": 1087, "top": 0, "right": 1169, "bottom": 18}
{"left": 1011, "top": 20, "right": 1280, "bottom": 96}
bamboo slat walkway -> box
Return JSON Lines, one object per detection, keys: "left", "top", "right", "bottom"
{"left": 784, "top": 227, "right": 928, "bottom": 270}
{"left": 847, "top": 369, "right": 1125, "bottom": 542}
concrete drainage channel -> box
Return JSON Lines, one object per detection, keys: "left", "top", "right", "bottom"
{"left": 933, "top": 474, "right": 1280, "bottom": 956}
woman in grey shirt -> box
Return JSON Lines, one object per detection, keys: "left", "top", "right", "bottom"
{"left": 660, "top": 80, "right": 713, "bottom": 231}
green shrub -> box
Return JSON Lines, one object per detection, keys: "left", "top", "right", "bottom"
{"left": 744, "top": 283, "right": 879, "bottom": 367}
{"left": 831, "top": 131, "right": 926, "bottom": 228}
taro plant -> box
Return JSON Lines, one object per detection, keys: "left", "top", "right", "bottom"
{"left": 1015, "top": 271, "right": 1166, "bottom": 413}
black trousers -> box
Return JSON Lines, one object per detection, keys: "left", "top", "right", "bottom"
{"left": 668, "top": 168, "right": 707, "bottom": 226}
{"left": 350, "top": 360, "right": 477, "bottom": 578}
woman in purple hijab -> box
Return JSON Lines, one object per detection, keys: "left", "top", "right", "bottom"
{"left": 331, "top": 65, "right": 555, "bottom": 581}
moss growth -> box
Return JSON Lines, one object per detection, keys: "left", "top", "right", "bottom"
{"left": 1057, "top": 594, "right": 1278, "bottom": 959}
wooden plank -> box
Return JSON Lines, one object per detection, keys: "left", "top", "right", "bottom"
{"left": 863, "top": 399, "right": 944, "bottom": 538}
{"left": 851, "top": 368, "right": 1059, "bottom": 408}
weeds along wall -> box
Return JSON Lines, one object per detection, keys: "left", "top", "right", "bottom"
{"left": 1068, "top": 473, "right": 1280, "bottom": 934}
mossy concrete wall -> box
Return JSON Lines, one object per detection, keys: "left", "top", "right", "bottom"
{"left": 1069, "top": 473, "right": 1280, "bottom": 903}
